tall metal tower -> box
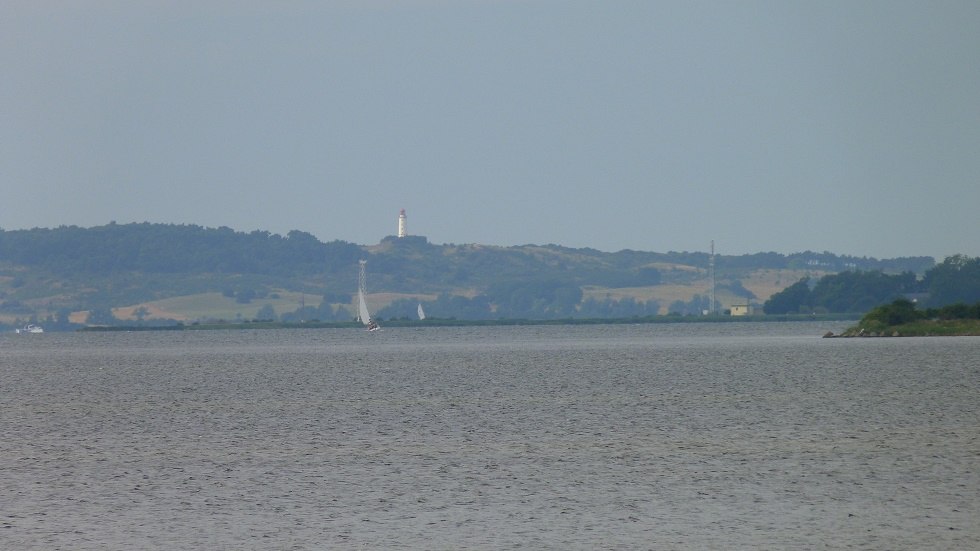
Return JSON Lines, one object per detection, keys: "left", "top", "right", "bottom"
{"left": 357, "top": 259, "right": 368, "bottom": 323}
{"left": 708, "top": 240, "right": 716, "bottom": 315}
{"left": 397, "top": 209, "right": 407, "bottom": 238}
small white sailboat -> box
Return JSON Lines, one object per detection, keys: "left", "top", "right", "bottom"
{"left": 358, "top": 288, "right": 379, "bottom": 331}
{"left": 357, "top": 260, "right": 380, "bottom": 332}
{"left": 417, "top": 303, "right": 426, "bottom": 320}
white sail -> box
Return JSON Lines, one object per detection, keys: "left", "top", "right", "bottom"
{"left": 357, "top": 260, "right": 380, "bottom": 330}
{"left": 417, "top": 303, "right": 426, "bottom": 320}
{"left": 358, "top": 288, "right": 371, "bottom": 325}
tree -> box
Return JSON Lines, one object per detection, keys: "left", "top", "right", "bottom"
{"left": 134, "top": 306, "right": 149, "bottom": 322}
{"left": 553, "top": 285, "right": 584, "bottom": 316}
{"left": 809, "top": 270, "right": 918, "bottom": 313}
{"left": 256, "top": 304, "right": 277, "bottom": 321}
{"left": 235, "top": 289, "right": 256, "bottom": 304}
{"left": 86, "top": 307, "right": 118, "bottom": 326}
{"left": 863, "top": 299, "right": 924, "bottom": 327}
{"left": 722, "top": 279, "right": 756, "bottom": 300}
{"left": 764, "top": 278, "right": 811, "bottom": 314}
{"left": 924, "top": 255, "right": 980, "bottom": 307}
{"left": 667, "top": 294, "right": 717, "bottom": 316}
{"left": 637, "top": 267, "right": 662, "bottom": 285}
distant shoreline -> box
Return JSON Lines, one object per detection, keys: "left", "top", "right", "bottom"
{"left": 78, "top": 313, "right": 860, "bottom": 332}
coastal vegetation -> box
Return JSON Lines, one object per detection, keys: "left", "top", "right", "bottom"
{"left": 833, "top": 298, "right": 980, "bottom": 337}
{"left": 765, "top": 255, "right": 980, "bottom": 315}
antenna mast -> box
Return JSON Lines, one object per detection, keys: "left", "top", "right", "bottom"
{"left": 357, "top": 260, "right": 368, "bottom": 323}
{"left": 709, "top": 240, "right": 715, "bottom": 315}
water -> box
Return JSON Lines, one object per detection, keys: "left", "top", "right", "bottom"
{"left": 2, "top": 322, "right": 978, "bottom": 549}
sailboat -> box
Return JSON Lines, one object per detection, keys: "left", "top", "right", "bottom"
{"left": 417, "top": 303, "right": 426, "bottom": 321}
{"left": 357, "top": 260, "right": 380, "bottom": 331}
{"left": 358, "top": 288, "right": 379, "bottom": 331}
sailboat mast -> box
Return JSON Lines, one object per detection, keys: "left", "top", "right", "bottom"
{"left": 709, "top": 240, "right": 715, "bottom": 315}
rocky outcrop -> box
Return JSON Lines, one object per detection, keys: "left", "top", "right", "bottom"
{"left": 823, "top": 328, "right": 902, "bottom": 338}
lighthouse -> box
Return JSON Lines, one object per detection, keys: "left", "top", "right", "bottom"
{"left": 397, "top": 209, "right": 407, "bottom": 238}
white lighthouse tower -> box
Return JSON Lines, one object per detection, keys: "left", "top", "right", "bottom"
{"left": 397, "top": 209, "right": 407, "bottom": 238}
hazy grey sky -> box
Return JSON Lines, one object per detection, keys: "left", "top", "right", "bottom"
{"left": 2, "top": 1, "right": 978, "bottom": 259}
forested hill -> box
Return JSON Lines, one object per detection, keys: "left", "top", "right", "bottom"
{"left": 0, "top": 223, "right": 363, "bottom": 276}
{"left": 0, "top": 223, "right": 934, "bottom": 277}
{"left": 0, "top": 223, "right": 937, "bottom": 327}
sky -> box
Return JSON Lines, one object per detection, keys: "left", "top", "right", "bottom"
{"left": 2, "top": 1, "right": 978, "bottom": 260}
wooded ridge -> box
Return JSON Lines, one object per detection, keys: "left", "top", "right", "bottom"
{"left": 0, "top": 223, "right": 942, "bottom": 329}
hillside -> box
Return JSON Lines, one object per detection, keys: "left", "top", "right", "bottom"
{"left": 0, "top": 223, "right": 935, "bottom": 328}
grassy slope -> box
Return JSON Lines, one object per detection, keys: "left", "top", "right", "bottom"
{"left": 107, "top": 290, "right": 438, "bottom": 323}
{"left": 581, "top": 268, "right": 824, "bottom": 315}
{"left": 0, "top": 249, "right": 830, "bottom": 323}
{"left": 9, "top": 268, "right": 827, "bottom": 323}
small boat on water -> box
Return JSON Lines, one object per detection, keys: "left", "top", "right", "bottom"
{"left": 16, "top": 324, "right": 44, "bottom": 334}
{"left": 357, "top": 260, "right": 381, "bottom": 332}
{"left": 417, "top": 303, "right": 426, "bottom": 321}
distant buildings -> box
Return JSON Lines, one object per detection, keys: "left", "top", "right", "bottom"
{"left": 730, "top": 304, "right": 754, "bottom": 316}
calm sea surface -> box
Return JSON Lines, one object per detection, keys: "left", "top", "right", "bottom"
{"left": 2, "top": 322, "right": 978, "bottom": 550}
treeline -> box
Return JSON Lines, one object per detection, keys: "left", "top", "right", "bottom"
{"left": 715, "top": 250, "right": 934, "bottom": 274}
{"left": 0, "top": 223, "right": 362, "bottom": 276}
{"left": 0, "top": 223, "right": 933, "bottom": 281}
{"left": 764, "top": 255, "right": 980, "bottom": 314}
